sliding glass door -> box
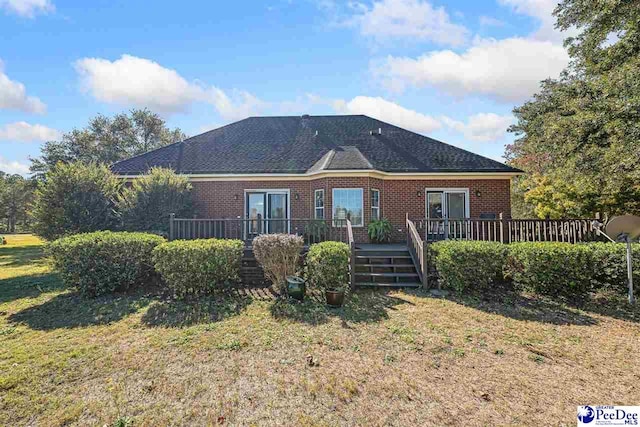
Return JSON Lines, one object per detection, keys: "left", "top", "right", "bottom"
{"left": 426, "top": 189, "right": 469, "bottom": 239}
{"left": 245, "top": 190, "right": 289, "bottom": 238}
{"left": 267, "top": 193, "right": 288, "bottom": 234}
{"left": 426, "top": 190, "right": 468, "bottom": 219}
{"left": 246, "top": 193, "right": 266, "bottom": 238}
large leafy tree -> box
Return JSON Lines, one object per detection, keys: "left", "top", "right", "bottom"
{"left": 507, "top": 0, "right": 640, "bottom": 218}
{"left": 30, "top": 109, "right": 186, "bottom": 177}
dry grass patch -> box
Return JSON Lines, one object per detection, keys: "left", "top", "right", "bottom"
{"left": 1, "top": 235, "right": 639, "bottom": 425}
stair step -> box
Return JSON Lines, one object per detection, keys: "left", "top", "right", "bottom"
{"left": 355, "top": 255, "right": 412, "bottom": 259}
{"left": 357, "top": 263, "right": 415, "bottom": 268}
{"left": 355, "top": 282, "right": 422, "bottom": 288}
{"left": 356, "top": 250, "right": 411, "bottom": 254}
{"left": 356, "top": 272, "right": 419, "bottom": 278}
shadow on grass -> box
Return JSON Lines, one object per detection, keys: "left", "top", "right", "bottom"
{"left": 0, "top": 272, "right": 66, "bottom": 304}
{"left": 8, "top": 288, "right": 154, "bottom": 330}
{"left": 0, "top": 245, "right": 47, "bottom": 268}
{"left": 270, "top": 289, "right": 412, "bottom": 325}
{"left": 437, "top": 286, "right": 599, "bottom": 326}
{"left": 141, "top": 292, "right": 253, "bottom": 327}
{"left": 581, "top": 290, "right": 640, "bottom": 323}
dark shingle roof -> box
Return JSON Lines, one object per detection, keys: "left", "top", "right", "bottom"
{"left": 111, "top": 115, "right": 521, "bottom": 175}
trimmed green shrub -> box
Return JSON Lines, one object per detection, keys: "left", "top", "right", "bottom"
{"left": 118, "top": 167, "right": 195, "bottom": 236}
{"left": 430, "top": 240, "right": 508, "bottom": 293}
{"left": 252, "top": 233, "right": 304, "bottom": 290}
{"left": 305, "top": 241, "right": 350, "bottom": 292}
{"left": 588, "top": 242, "right": 640, "bottom": 295}
{"left": 504, "top": 242, "right": 594, "bottom": 300}
{"left": 368, "top": 218, "right": 393, "bottom": 243}
{"left": 152, "top": 239, "right": 243, "bottom": 298}
{"left": 47, "top": 231, "right": 165, "bottom": 297}
{"left": 32, "top": 162, "right": 122, "bottom": 241}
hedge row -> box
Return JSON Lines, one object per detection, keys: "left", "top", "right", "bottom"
{"left": 430, "top": 241, "right": 508, "bottom": 294}
{"left": 48, "top": 232, "right": 243, "bottom": 298}
{"left": 430, "top": 240, "right": 639, "bottom": 300}
{"left": 48, "top": 231, "right": 166, "bottom": 297}
{"left": 152, "top": 239, "right": 244, "bottom": 298}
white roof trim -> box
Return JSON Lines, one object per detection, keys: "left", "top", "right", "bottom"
{"left": 117, "top": 169, "right": 521, "bottom": 181}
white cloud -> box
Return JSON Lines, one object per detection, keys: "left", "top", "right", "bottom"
{"left": 332, "top": 96, "right": 441, "bottom": 134}
{"left": 479, "top": 15, "right": 505, "bottom": 27}
{"left": 378, "top": 36, "right": 569, "bottom": 102}
{"left": 208, "top": 88, "right": 267, "bottom": 121}
{"left": 0, "top": 121, "right": 60, "bottom": 142}
{"left": 74, "top": 54, "right": 265, "bottom": 120}
{"left": 372, "top": 0, "right": 578, "bottom": 103}
{"left": 347, "top": 0, "right": 468, "bottom": 46}
{"left": 498, "top": 0, "right": 578, "bottom": 43}
{"left": 0, "top": 156, "right": 29, "bottom": 175}
{"left": 441, "top": 113, "right": 514, "bottom": 142}
{"left": 0, "top": 60, "right": 46, "bottom": 114}
{"left": 0, "top": 0, "right": 53, "bottom": 17}
{"left": 75, "top": 55, "right": 204, "bottom": 114}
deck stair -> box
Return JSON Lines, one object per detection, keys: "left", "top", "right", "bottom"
{"left": 240, "top": 248, "right": 266, "bottom": 286}
{"left": 353, "top": 244, "right": 421, "bottom": 288}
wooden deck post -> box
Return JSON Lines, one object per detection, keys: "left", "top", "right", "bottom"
{"left": 350, "top": 241, "right": 356, "bottom": 289}
{"left": 499, "top": 212, "right": 505, "bottom": 244}
{"left": 169, "top": 213, "right": 175, "bottom": 241}
{"left": 422, "top": 242, "right": 428, "bottom": 289}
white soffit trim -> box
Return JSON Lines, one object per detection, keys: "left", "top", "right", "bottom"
{"left": 117, "top": 169, "right": 521, "bottom": 181}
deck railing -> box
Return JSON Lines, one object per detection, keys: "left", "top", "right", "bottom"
{"left": 413, "top": 216, "right": 601, "bottom": 244}
{"left": 169, "top": 214, "right": 349, "bottom": 244}
{"left": 406, "top": 214, "right": 427, "bottom": 287}
{"left": 346, "top": 219, "right": 356, "bottom": 289}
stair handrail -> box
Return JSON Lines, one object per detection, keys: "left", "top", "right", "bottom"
{"left": 346, "top": 219, "right": 356, "bottom": 288}
{"left": 406, "top": 214, "right": 427, "bottom": 288}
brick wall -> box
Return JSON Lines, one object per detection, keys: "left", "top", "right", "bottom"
{"left": 190, "top": 178, "right": 511, "bottom": 243}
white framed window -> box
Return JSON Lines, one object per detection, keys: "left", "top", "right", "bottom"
{"left": 425, "top": 188, "right": 470, "bottom": 219}
{"left": 332, "top": 188, "right": 364, "bottom": 227}
{"left": 314, "top": 189, "right": 324, "bottom": 219}
{"left": 370, "top": 188, "right": 380, "bottom": 221}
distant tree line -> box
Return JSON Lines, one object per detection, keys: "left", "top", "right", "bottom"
{"left": 0, "top": 172, "right": 36, "bottom": 233}
{"left": 30, "top": 108, "right": 186, "bottom": 178}
{"left": 1, "top": 109, "right": 188, "bottom": 236}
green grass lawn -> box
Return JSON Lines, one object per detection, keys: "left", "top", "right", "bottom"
{"left": 1, "top": 235, "right": 639, "bottom": 426}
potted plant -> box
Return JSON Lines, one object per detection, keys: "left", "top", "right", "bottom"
{"left": 368, "top": 218, "right": 393, "bottom": 243}
{"left": 305, "top": 241, "right": 350, "bottom": 307}
{"left": 324, "top": 281, "right": 348, "bottom": 307}
{"left": 286, "top": 275, "right": 306, "bottom": 301}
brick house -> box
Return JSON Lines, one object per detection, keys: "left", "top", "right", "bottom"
{"left": 112, "top": 115, "right": 521, "bottom": 243}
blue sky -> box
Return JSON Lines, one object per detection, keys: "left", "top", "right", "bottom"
{"left": 0, "top": 0, "right": 572, "bottom": 175}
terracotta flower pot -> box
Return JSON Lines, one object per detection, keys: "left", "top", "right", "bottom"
{"left": 325, "top": 289, "right": 345, "bottom": 307}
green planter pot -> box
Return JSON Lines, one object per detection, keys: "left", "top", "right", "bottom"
{"left": 286, "top": 276, "right": 306, "bottom": 301}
